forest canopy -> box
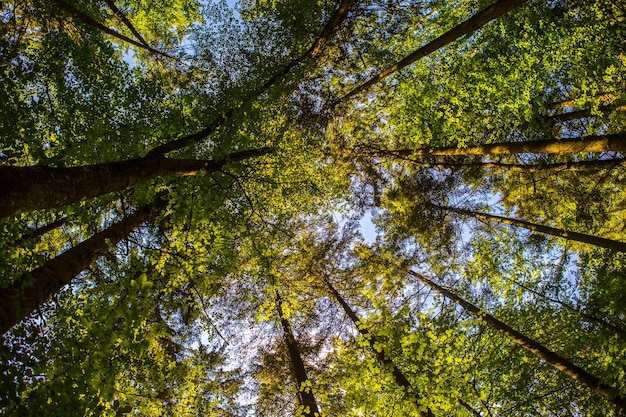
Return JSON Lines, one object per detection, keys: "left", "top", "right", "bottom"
{"left": 1, "top": 0, "right": 626, "bottom": 415}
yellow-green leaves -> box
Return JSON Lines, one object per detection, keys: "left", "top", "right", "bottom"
{"left": 129, "top": 272, "right": 153, "bottom": 290}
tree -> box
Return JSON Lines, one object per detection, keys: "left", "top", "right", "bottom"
{"left": 0, "top": 202, "right": 156, "bottom": 335}
{"left": 0, "top": 147, "right": 272, "bottom": 217}
{"left": 2, "top": 0, "right": 626, "bottom": 415}
{"left": 48, "top": 0, "right": 171, "bottom": 58}
{"left": 407, "top": 270, "right": 626, "bottom": 410}
{"left": 375, "top": 154, "right": 626, "bottom": 173}
{"left": 276, "top": 293, "right": 322, "bottom": 417}
{"left": 358, "top": 134, "right": 626, "bottom": 158}
{"left": 432, "top": 203, "right": 626, "bottom": 252}
{"left": 337, "top": 0, "right": 529, "bottom": 103}
{"left": 322, "top": 274, "right": 433, "bottom": 416}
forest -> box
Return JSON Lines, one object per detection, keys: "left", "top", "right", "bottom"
{"left": 1, "top": 0, "right": 625, "bottom": 415}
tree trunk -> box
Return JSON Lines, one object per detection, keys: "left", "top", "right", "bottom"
{"left": 0, "top": 204, "right": 156, "bottom": 335}
{"left": 322, "top": 275, "right": 436, "bottom": 416}
{"left": 388, "top": 155, "right": 626, "bottom": 173}
{"left": 360, "top": 134, "right": 626, "bottom": 158}
{"left": 0, "top": 148, "right": 272, "bottom": 218}
{"left": 435, "top": 204, "right": 626, "bottom": 252}
{"left": 338, "top": 0, "right": 528, "bottom": 103}
{"left": 146, "top": 0, "right": 355, "bottom": 157}
{"left": 307, "top": 0, "right": 356, "bottom": 58}
{"left": 408, "top": 270, "right": 626, "bottom": 410}
{"left": 275, "top": 293, "right": 321, "bottom": 417}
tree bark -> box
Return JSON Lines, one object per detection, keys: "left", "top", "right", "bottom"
{"left": 276, "top": 293, "right": 321, "bottom": 417}
{"left": 435, "top": 204, "right": 626, "bottom": 252}
{"left": 387, "top": 155, "right": 626, "bottom": 173}
{"left": 408, "top": 271, "right": 626, "bottom": 410}
{"left": 0, "top": 204, "right": 156, "bottom": 335}
{"left": 322, "top": 275, "right": 435, "bottom": 416}
{"left": 0, "top": 148, "right": 272, "bottom": 218}
{"left": 307, "top": 0, "right": 357, "bottom": 58}
{"left": 359, "top": 134, "right": 626, "bottom": 158}
{"left": 337, "top": 0, "right": 528, "bottom": 103}
{"left": 146, "top": 0, "right": 356, "bottom": 157}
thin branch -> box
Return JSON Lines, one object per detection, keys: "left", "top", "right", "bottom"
{"left": 185, "top": 272, "right": 230, "bottom": 346}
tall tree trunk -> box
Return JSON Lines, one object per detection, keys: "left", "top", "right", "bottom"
{"left": 383, "top": 155, "right": 626, "bottom": 173}
{"left": 275, "top": 293, "right": 321, "bottom": 417}
{"left": 434, "top": 204, "right": 626, "bottom": 252}
{"left": 359, "top": 134, "right": 626, "bottom": 158}
{"left": 146, "top": 0, "right": 356, "bottom": 157}
{"left": 0, "top": 148, "right": 272, "bottom": 218}
{"left": 305, "top": 0, "right": 357, "bottom": 59}
{"left": 0, "top": 204, "right": 157, "bottom": 335}
{"left": 407, "top": 271, "right": 626, "bottom": 410}
{"left": 321, "top": 275, "right": 436, "bottom": 416}
{"left": 337, "top": 0, "right": 528, "bottom": 103}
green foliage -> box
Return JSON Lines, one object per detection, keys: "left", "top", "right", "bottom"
{"left": 2, "top": 0, "right": 626, "bottom": 415}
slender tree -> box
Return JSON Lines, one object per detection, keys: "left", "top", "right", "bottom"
{"left": 358, "top": 134, "right": 626, "bottom": 158}
{"left": 337, "top": 0, "right": 528, "bottom": 103}
{"left": 433, "top": 204, "right": 626, "bottom": 252}
{"left": 407, "top": 270, "right": 626, "bottom": 410}
{"left": 374, "top": 154, "right": 626, "bottom": 173}
{"left": 146, "top": 0, "right": 357, "bottom": 157}
{"left": 321, "top": 274, "right": 439, "bottom": 416}
{"left": 275, "top": 293, "right": 322, "bottom": 417}
{"left": 0, "top": 148, "right": 272, "bottom": 217}
{"left": 0, "top": 203, "right": 158, "bottom": 335}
